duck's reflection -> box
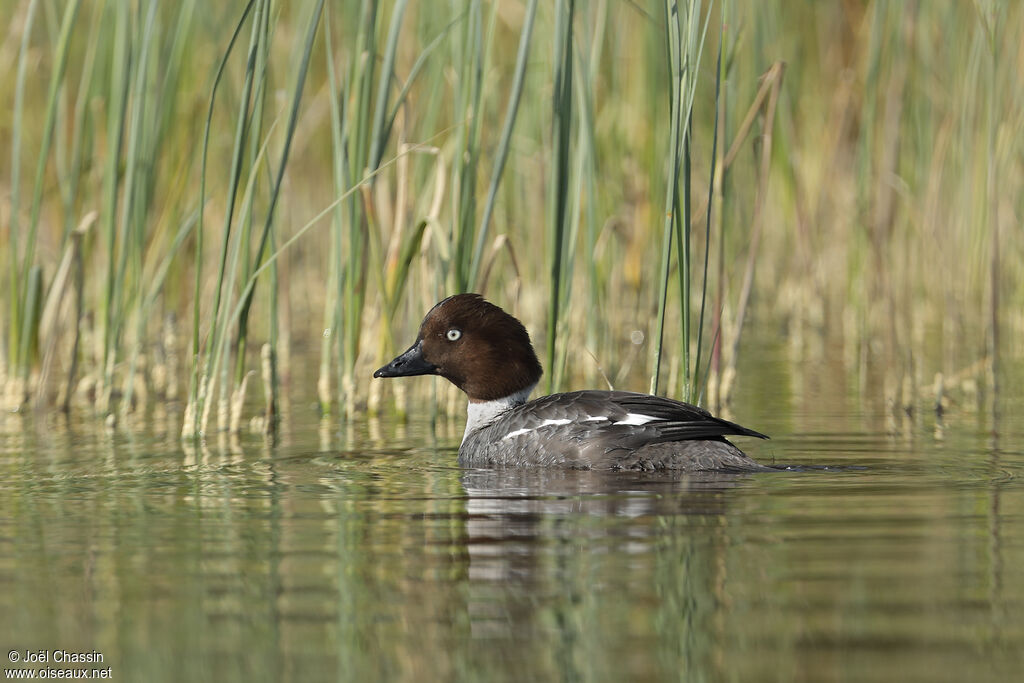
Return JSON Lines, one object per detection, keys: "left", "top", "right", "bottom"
{"left": 461, "top": 467, "right": 751, "bottom": 517}
{"left": 460, "top": 469, "right": 749, "bottom": 591}
{"left": 454, "top": 468, "right": 754, "bottom": 677}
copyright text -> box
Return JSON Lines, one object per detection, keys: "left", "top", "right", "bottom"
{"left": 5, "top": 650, "right": 111, "bottom": 679}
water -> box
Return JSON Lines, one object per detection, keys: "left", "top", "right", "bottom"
{"left": 2, "top": 367, "right": 1023, "bottom": 682}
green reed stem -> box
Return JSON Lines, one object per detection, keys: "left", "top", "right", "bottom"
{"left": 322, "top": 8, "right": 345, "bottom": 416}
{"left": 653, "top": 0, "right": 710, "bottom": 398}
{"left": 233, "top": 0, "right": 271, "bottom": 393}
{"left": 25, "top": 0, "right": 80, "bottom": 291}
{"left": 693, "top": 28, "right": 723, "bottom": 405}
{"left": 652, "top": 0, "right": 684, "bottom": 396}
{"left": 98, "top": 0, "right": 131, "bottom": 407}
{"left": 109, "top": 0, "right": 159, "bottom": 401}
{"left": 208, "top": 116, "right": 279, "bottom": 430}
{"left": 381, "top": 15, "right": 462, "bottom": 157}
{"left": 185, "top": 0, "right": 257, "bottom": 436}
{"left": 202, "top": 0, "right": 264, "bottom": 433}
{"left": 546, "top": 0, "right": 575, "bottom": 395}
{"left": 337, "top": 0, "right": 378, "bottom": 410}
{"left": 580, "top": 1, "right": 606, "bottom": 361}
{"left": 450, "top": 0, "right": 485, "bottom": 292}
{"left": 6, "top": 0, "right": 39, "bottom": 378}
{"left": 368, "top": 0, "right": 410, "bottom": 174}
{"left": 468, "top": 0, "right": 538, "bottom": 291}
{"left": 112, "top": 0, "right": 160, "bottom": 412}
{"left": 18, "top": 267, "right": 42, "bottom": 381}
{"left": 57, "top": 2, "right": 103, "bottom": 249}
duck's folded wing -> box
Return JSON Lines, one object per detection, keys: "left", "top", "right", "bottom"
{"left": 511, "top": 390, "right": 768, "bottom": 445}
{"left": 603, "top": 391, "right": 769, "bottom": 441}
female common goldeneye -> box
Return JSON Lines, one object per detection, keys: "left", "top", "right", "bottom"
{"left": 373, "top": 294, "right": 770, "bottom": 472}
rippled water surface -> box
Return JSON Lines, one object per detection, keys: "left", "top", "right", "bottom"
{"left": 2, "top": 361, "right": 1024, "bottom": 682}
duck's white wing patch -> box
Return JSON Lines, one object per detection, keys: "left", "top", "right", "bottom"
{"left": 501, "top": 418, "right": 571, "bottom": 440}
{"left": 499, "top": 414, "right": 655, "bottom": 440}
{"left": 613, "top": 413, "right": 659, "bottom": 426}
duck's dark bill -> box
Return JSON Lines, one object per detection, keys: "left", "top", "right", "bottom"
{"left": 373, "top": 340, "right": 438, "bottom": 378}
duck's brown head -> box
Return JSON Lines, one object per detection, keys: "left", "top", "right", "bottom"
{"left": 373, "top": 294, "right": 543, "bottom": 401}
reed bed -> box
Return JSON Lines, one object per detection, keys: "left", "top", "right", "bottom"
{"left": 1, "top": 0, "right": 1021, "bottom": 434}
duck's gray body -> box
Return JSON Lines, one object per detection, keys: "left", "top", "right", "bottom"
{"left": 459, "top": 390, "right": 770, "bottom": 472}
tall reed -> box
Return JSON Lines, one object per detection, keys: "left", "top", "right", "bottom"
{"left": 7, "top": 0, "right": 79, "bottom": 405}
{"left": 183, "top": 0, "right": 259, "bottom": 437}
{"left": 546, "top": 0, "right": 576, "bottom": 394}
{"left": 651, "top": 0, "right": 711, "bottom": 400}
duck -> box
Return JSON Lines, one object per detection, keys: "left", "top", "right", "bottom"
{"left": 373, "top": 294, "right": 771, "bottom": 472}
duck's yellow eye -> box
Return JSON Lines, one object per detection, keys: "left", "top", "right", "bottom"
{"left": 446, "top": 329, "right": 461, "bottom": 341}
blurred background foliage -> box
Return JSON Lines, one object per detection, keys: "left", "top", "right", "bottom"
{"left": 0, "top": 0, "right": 1020, "bottom": 431}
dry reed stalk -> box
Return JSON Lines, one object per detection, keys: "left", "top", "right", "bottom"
{"left": 164, "top": 316, "right": 179, "bottom": 401}
{"left": 722, "top": 61, "right": 784, "bottom": 405}
{"left": 933, "top": 372, "right": 946, "bottom": 418}
{"left": 225, "top": 369, "right": 247, "bottom": 436}
{"left": 261, "top": 343, "right": 276, "bottom": 436}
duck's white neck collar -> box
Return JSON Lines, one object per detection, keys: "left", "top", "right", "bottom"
{"left": 463, "top": 383, "right": 536, "bottom": 443}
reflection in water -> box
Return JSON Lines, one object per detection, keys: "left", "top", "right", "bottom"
{"left": 459, "top": 468, "right": 757, "bottom": 680}
{"left": 2, "top": 379, "right": 1024, "bottom": 681}
{"left": 460, "top": 467, "right": 749, "bottom": 589}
